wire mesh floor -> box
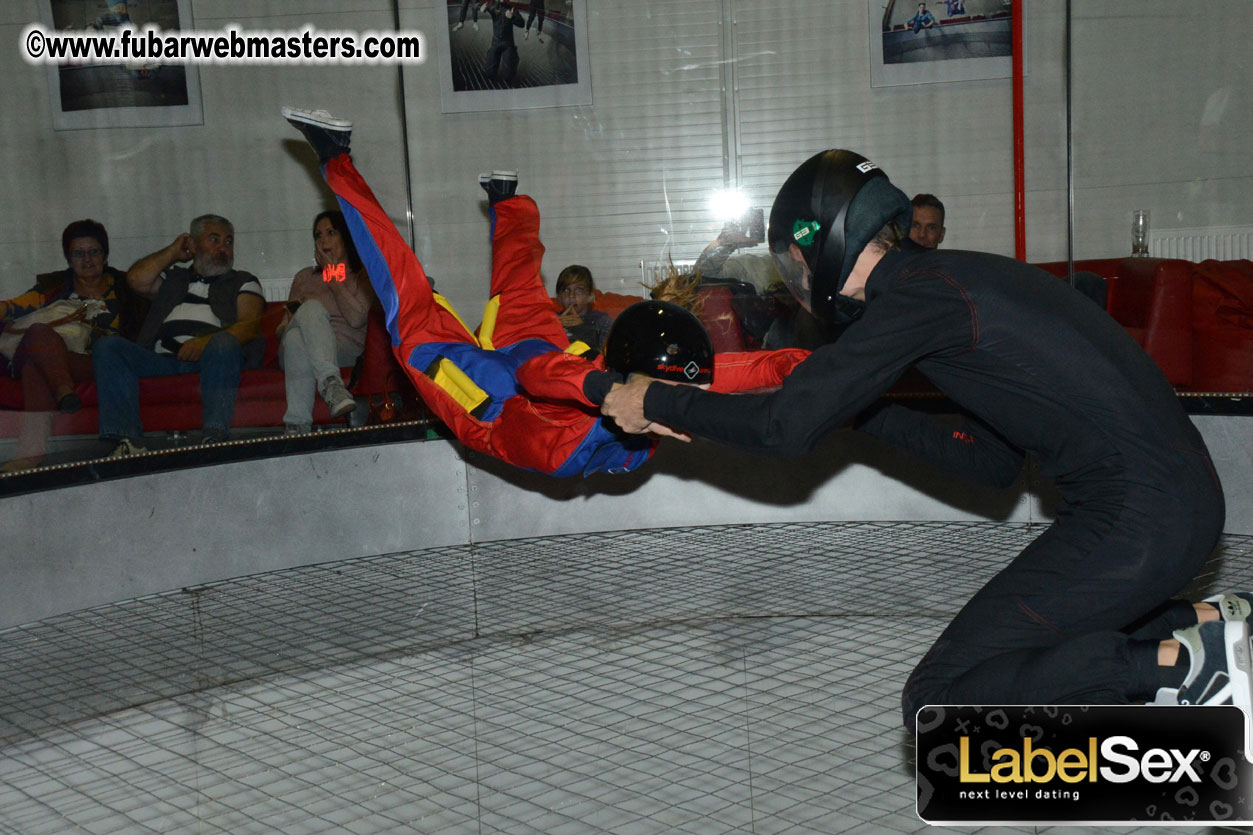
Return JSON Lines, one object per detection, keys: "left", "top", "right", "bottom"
{"left": 3, "top": 521, "right": 1253, "bottom": 834}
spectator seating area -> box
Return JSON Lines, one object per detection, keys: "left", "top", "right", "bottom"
{"left": 1, "top": 256, "right": 1248, "bottom": 447}
{"left": 0, "top": 304, "right": 416, "bottom": 438}
{"left": 1036, "top": 257, "right": 1253, "bottom": 393}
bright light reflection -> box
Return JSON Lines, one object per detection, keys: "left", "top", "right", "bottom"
{"left": 708, "top": 189, "right": 750, "bottom": 223}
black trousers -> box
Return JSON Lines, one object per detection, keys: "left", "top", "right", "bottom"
{"left": 483, "top": 43, "right": 519, "bottom": 83}
{"left": 526, "top": 3, "right": 544, "bottom": 33}
{"left": 901, "top": 450, "right": 1224, "bottom": 730}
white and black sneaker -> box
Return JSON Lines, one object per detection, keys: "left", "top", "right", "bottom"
{"left": 1169, "top": 620, "right": 1253, "bottom": 750}
{"left": 1205, "top": 592, "right": 1253, "bottom": 623}
{"left": 281, "top": 106, "right": 353, "bottom": 164}
{"left": 478, "top": 170, "right": 518, "bottom": 206}
{"left": 320, "top": 375, "right": 356, "bottom": 420}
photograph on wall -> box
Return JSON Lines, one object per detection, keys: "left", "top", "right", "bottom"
{"left": 40, "top": 0, "right": 204, "bottom": 130}
{"left": 433, "top": 0, "right": 592, "bottom": 114}
{"left": 869, "top": 0, "right": 1015, "bottom": 88}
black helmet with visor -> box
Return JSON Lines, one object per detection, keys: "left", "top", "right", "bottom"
{"left": 768, "top": 150, "right": 912, "bottom": 330}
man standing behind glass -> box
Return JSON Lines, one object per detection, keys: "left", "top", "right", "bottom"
{"left": 908, "top": 193, "right": 945, "bottom": 249}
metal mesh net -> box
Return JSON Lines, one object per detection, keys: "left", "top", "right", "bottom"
{"left": 3, "top": 521, "right": 1252, "bottom": 834}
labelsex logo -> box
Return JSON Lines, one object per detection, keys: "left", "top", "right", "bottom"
{"left": 961, "top": 736, "right": 1206, "bottom": 785}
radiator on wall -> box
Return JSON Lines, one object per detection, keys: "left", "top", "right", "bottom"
{"left": 1150, "top": 225, "right": 1253, "bottom": 261}
{"left": 640, "top": 259, "right": 696, "bottom": 291}
{"left": 260, "top": 278, "right": 293, "bottom": 302}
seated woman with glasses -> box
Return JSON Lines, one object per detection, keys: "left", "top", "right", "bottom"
{"left": 0, "top": 219, "right": 144, "bottom": 471}
{"left": 554, "top": 264, "right": 612, "bottom": 354}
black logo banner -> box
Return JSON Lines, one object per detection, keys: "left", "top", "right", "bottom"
{"left": 916, "top": 705, "right": 1253, "bottom": 825}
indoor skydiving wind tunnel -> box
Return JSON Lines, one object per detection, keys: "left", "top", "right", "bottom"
{"left": 2, "top": 0, "right": 1253, "bottom": 833}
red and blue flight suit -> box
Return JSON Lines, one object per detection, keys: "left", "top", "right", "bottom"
{"left": 321, "top": 153, "right": 808, "bottom": 477}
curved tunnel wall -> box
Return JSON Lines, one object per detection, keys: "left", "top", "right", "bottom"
{"left": 3, "top": 415, "right": 1250, "bottom": 630}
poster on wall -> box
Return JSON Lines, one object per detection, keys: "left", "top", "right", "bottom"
{"left": 869, "top": 0, "right": 1017, "bottom": 88}
{"left": 39, "top": 0, "right": 204, "bottom": 130}
{"left": 433, "top": 0, "right": 592, "bottom": 114}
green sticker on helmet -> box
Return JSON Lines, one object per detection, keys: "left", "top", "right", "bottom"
{"left": 792, "top": 219, "right": 821, "bottom": 247}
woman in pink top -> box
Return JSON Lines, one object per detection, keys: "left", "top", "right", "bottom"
{"left": 278, "top": 210, "right": 375, "bottom": 432}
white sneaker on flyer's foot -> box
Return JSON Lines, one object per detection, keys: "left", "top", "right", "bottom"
{"left": 281, "top": 106, "right": 353, "bottom": 164}
{"left": 280, "top": 106, "right": 351, "bottom": 131}
{"left": 452, "top": 21, "right": 464, "bottom": 31}
{"left": 478, "top": 170, "right": 518, "bottom": 205}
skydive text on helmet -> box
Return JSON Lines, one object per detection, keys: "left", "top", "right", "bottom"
{"left": 655, "top": 363, "right": 705, "bottom": 380}
{"left": 959, "top": 736, "right": 1205, "bottom": 785}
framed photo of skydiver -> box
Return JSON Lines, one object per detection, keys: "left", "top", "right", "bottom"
{"left": 433, "top": 0, "right": 592, "bottom": 114}
{"left": 39, "top": 0, "right": 204, "bottom": 131}
{"left": 868, "top": 0, "right": 1019, "bottom": 88}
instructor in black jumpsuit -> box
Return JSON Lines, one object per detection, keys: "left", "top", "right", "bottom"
{"left": 602, "top": 150, "right": 1244, "bottom": 733}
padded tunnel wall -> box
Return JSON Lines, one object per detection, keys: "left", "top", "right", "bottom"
{"left": 1, "top": 415, "right": 1250, "bottom": 630}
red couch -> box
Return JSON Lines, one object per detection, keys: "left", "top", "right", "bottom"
{"left": 1036, "top": 257, "right": 1253, "bottom": 392}
{"left": 0, "top": 303, "right": 414, "bottom": 438}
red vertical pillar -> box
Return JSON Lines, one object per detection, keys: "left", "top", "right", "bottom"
{"left": 1012, "top": 0, "right": 1026, "bottom": 261}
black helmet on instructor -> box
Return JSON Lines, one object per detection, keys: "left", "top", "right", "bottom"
{"left": 604, "top": 300, "right": 713, "bottom": 385}
{"left": 768, "top": 149, "right": 912, "bottom": 329}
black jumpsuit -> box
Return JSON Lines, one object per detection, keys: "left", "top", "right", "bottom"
{"left": 484, "top": 4, "right": 525, "bottom": 84}
{"left": 642, "top": 242, "right": 1225, "bottom": 729}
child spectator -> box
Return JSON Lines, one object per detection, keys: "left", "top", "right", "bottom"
{"left": 555, "top": 265, "right": 611, "bottom": 353}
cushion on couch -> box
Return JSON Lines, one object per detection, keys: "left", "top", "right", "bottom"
{"left": 1190, "top": 259, "right": 1253, "bottom": 392}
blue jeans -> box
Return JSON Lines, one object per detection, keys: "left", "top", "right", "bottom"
{"left": 92, "top": 333, "right": 247, "bottom": 440}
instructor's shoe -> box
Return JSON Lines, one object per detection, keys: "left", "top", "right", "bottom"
{"left": 478, "top": 170, "right": 518, "bottom": 206}
{"left": 1205, "top": 592, "right": 1253, "bottom": 623}
{"left": 1171, "top": 620, "right": 1253, "bottom": 751}
{"left": 282, "top": 106, "right": 352, "bottom": 164}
